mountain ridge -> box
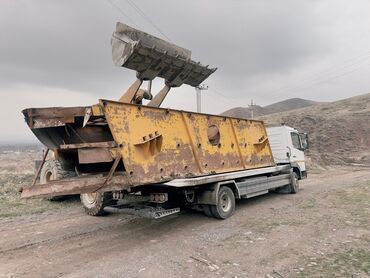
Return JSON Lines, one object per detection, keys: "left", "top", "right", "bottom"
{"left": 259, "top": 93, "right": 370, "bottom": 167}
{"left": 221, "top": 98, "right": 320, "bottom": 118}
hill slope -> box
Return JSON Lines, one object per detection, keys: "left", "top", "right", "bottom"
{"left": 222, "top": 98, "right": 319, "bottom": 118}
{"left": 263, "top": 98, "right": 318, "bottom": 114}
{"left": 259, "top": 93, "right": 370, "bottom": 166}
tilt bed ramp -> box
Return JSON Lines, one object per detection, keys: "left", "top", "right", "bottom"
{"left": 20, "top": 22, "right": 307, "bottom": 220}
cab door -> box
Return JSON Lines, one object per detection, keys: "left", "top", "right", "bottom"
{"left": 289, "top": 132, "right": 306, "bottom": 172}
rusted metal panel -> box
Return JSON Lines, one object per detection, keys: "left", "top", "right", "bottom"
{"left": 100, "top": 99, "right": 275, "bottom": 186}
{"left": 32, "top": 118, "right": 67, "bottom": 129}
{"left": 91, "top": 104, "right": 104, "bottom": 116}
{"left": 78, "top": 148, "right": 113, "bottom": 164}
{"left": 27, "top": 124, "right": 114, "bottom": 150}
{"left": 61, "top": 141, "right": 117, "bottom": 150}
{"left": 22, "top": 107, "right": 88, "bottom": 119}
{"left": 21, "top": 98, "right": 275, "bottom": 199}
{"left": 20, "top": 174, "right": 136, "bottom": 199}
{"left": 22, "top": 107, "right": 89, "bottom": 129}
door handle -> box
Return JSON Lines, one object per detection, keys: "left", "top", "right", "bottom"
{"left": 287, "top": 146, "right": 291, "bottom": 158}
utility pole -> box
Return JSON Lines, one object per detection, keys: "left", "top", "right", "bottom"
{"left": 195, "top": 84, "right": 208, "bottom": 113}
{"left": 248, "top": 99, "right": 256, "bottom": 119}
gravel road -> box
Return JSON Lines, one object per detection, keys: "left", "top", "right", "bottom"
{"left": 0, "top": 167, "right": 369, "bottom": 277}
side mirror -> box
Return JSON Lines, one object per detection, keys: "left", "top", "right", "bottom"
{"left": 299, "top": 133, "right": 309, "bottom": 150}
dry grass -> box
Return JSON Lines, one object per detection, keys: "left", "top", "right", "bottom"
{"left": 0, "top": 150, "right": 78, "bottom": 218}
{"left": 0, "top": 173, "right": 71, "bottom": 218}
{"left": 298, "top": 248, "right": 370, "bottom": 277}
{"left": 296, "top": 180, "right": 370, "bottom": 277}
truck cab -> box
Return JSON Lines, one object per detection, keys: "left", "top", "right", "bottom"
{"left": 267, "top": 125, "right": 309, "bottom": 179}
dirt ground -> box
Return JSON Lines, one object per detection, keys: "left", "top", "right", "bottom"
{"left": 0, "top": 150, "right": 369, "bottom": 278}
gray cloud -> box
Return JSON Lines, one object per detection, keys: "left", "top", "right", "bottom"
{"left": 1, "top": 0, "right": 370, "bottom": 143}
{"left": 165, "top": 1, "right": 333, "bottom": 78}
{"left": 0, "top": 1, "right": 336, "bottom": 91}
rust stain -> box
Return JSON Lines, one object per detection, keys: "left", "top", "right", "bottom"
{"left": 101, "top": 99, "right": 275, "bottom": 186}
{"left": 21, "top": 98, "right": 276, "bottom": 199}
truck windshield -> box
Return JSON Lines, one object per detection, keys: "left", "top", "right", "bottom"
{"left": 290, "top": 132, "right": 301, "bottom": 149}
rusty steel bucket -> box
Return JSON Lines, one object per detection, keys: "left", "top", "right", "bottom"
{"left": 111, "top": 22, "right": 216, "bottom": 87}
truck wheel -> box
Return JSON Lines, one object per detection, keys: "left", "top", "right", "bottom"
{"left": 210, "top": 186, "right": 235, "bottom": 219}
{"left": 80, "top": 192, "right": 114, "bottom": 216}
{"left": 289, "top": 172, "right": 299, "bottom": 194}
{"left": 40, "top": 160, "right": 70, "bottom": 201}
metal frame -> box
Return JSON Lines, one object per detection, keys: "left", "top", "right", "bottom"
{"left": 164, "top": 165, "right": 290, "bottom": 187}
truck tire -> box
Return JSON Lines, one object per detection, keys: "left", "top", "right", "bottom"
{"left": 289, "top": 172, "right": 299, "bottom": 194}
{"left": 80, "top": 192, "right": 114, "bottom": 216}
{"left": 275, "top": 172, "right": 300, "bottom": 194}
{"left": 210, "top": 186, "right": 235, "bottom": 219}
{"left": 40, "top": 160, "right": 70, "bottom": 201}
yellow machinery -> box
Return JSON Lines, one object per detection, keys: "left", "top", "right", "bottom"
{"left": 20, "top": 23, "right": 277, "bottom": 218}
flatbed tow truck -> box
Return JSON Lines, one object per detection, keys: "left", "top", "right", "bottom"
{"left": 21, "top": 23, "right": 308, "bottom": 220}
{"left": 104, "top": 125, "right": 308, "bottom": 219}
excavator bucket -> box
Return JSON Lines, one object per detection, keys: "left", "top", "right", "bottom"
{"left": 111, "top": 22, "right": 217, "bottom": 87}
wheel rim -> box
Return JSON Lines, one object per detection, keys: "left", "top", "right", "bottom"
{"left": 84, "top": 193, "right": 97, "bottom": 204}
{"left": 220, "top": 191, "right": 232, "bottom": 212}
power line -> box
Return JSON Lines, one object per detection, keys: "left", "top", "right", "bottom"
{"left": 297, "top": 51, "right": 370, "bottom": 82}
{"left": 207, "top": 89, "right": 243, "bottom": 107}
{"left": 283, "top": 62, "right": 370, "bottom": 92}
{"left": 124, "top": 0, "right": 172, "bottom": 42}
{"left": 270, "top": 61, "right": 370, "bottom": 97}
{"left": 105, "top": 0, "right": 140, "bottom": 28}
{"left": 266, "top": 51, "right": 370, "bottom": 96}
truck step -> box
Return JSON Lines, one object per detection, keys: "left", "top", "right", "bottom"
{"left": 104, "top": 205, "right": 180, "bottom": 219}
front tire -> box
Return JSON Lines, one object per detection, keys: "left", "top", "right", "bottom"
{"left": 275, "top": 172, "right": 300, "bottom": 194}
{"left": 289, "top": 172, "right": 299, "bottom": 194}
{"left": 80, "top": 192, "right": 114, "bottom": 216}
{"left": 210, "top": 186, "right": 235, "bottom": 219}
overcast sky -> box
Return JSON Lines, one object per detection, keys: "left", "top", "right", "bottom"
{"left": 1, "top": 0, "right": 370, "bottom": 143}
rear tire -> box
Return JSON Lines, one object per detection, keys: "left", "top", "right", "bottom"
{"left": 40, "top": 160, "right": 70, "bottom": 201}
{"left": 210, "top": 186, "right": 235, "bottom": 219}
{"left": 80, "top": 192, "right": 114, "bottom": 216}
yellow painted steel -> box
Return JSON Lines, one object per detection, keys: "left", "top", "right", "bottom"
{"left": 91, "top": 104, "right": 104, "bottom": 116}
{"left": 100, "top": 99, "right": 275, "bottom": 184}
